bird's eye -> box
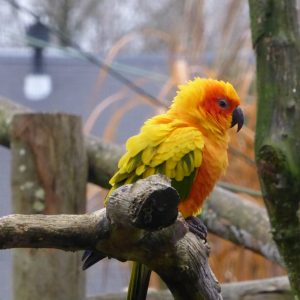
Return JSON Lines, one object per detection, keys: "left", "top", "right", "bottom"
{"left": 218, "top": 99, "right": 229, "bottom": 109}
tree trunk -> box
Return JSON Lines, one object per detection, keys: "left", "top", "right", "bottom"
{"left": 248, "top": 0, "right": 300, "bottom": 297}
{"left": 10, "top": 113, "right": 87, "bottom": 300}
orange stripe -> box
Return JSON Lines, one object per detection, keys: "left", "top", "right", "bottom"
{"left": 178, "top": 139, "right": 228, "bottom": 217}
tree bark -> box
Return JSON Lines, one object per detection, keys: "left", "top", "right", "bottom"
{"left": 85, "top": 135, "right": 122, "bottom": 189}
{"left": 87, "top": 276, "right": 292, "bottom": 300}
{"left": 0, "top": 97, "right": 30, "bottom": 147}
{"left": 0, "top": 175, "right": 222, "bottom": 300}
{"left": 248, "top": 0, "right": 300, "bottom": 297}
{"left": 204, "top": 187, "right": 282, "bottom": 266}
{"left": 10, "top": 113, "right": 87, "bottom": 300}
{"left": 221, "top": 276, "right": 292, "bottom": 300}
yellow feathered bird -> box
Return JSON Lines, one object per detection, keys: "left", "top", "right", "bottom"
{"left": 82, "top": 77, "right": 244, "bottom": 300}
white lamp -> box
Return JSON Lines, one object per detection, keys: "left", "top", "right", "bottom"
{"left": 24, "top": 73, "right": 52, "bottom": 101}
{"left": 24, "top": 19, "right": 52, "bottom": 101}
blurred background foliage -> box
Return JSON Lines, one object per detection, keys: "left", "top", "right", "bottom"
{"left": 0, "top": 0, "right": 288, "bottom": 291}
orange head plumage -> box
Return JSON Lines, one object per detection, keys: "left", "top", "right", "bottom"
{"left": 168, "top": 78, "right": 243, "bottom": 134}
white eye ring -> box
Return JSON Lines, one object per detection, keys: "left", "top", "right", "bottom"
{"left": 218, "top": 99, "right": 229, "bottom": 109}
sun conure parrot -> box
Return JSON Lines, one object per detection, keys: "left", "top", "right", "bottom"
{"left": 82, "top": 77, "right": 244, "bottom": 300}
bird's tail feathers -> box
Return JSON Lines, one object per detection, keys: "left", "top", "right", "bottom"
{"left": 127, "top": 262, "right": 151, "bottom": 300}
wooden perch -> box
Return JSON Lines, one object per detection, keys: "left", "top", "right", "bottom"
{"left": 0, "top": 175, "right": 222, "bottom": 300}
{"left": 204, "top": 187, "right": 283, "bottom": 266}
{"left": 87, "top": 276, "right": 292, "bottom": 300}
{"left": 0, "top": 97, "right": 281, "bottom": 266}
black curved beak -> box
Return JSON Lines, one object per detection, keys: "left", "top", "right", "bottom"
{"left": 231, "top": 106, "right": 244, "bottom": 132}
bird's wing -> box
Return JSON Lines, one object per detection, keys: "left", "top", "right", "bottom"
{"left": 109, "top": 124, "right": 204, "bottom": 200}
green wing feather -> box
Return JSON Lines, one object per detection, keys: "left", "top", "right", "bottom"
{"left": 108, "top": 125, "right": 204, "bottom": 200}
{"left": 172, "top": 168, "right": 197, "bottom": 200}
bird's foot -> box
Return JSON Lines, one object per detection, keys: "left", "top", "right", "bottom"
{"left": 185, "top": 216, "right": 208, "bottom": 242}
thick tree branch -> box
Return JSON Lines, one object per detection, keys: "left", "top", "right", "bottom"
{"left": 0, "top": 97, "right": 30, "bottom": 147}
{"left": 0, "top": 175, "right": 222, "bottom": 300}
{"left": 0, "top": 213, "right": 100, "bottom": 250}
{"left": 221, "top": 276, "right": 292, "bottom": 300}
{"left": 0, "top": 97, "right": 281, "bottom": 266}
{"left": 85, "top": 135, "right": 122, "bottom": 189}
{"left": 87, "top": 276, "right": 292, "bottom": 300}
{"left": 204, "top": 187, "right": 283, "bottom": 266}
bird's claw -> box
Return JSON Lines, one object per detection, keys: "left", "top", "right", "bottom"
{"left": 185, "top": 216, "right": 208, "bottom": 242}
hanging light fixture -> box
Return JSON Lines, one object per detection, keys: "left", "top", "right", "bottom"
{"left": 23, "top": 18, "right": 52, "bottom": 101}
